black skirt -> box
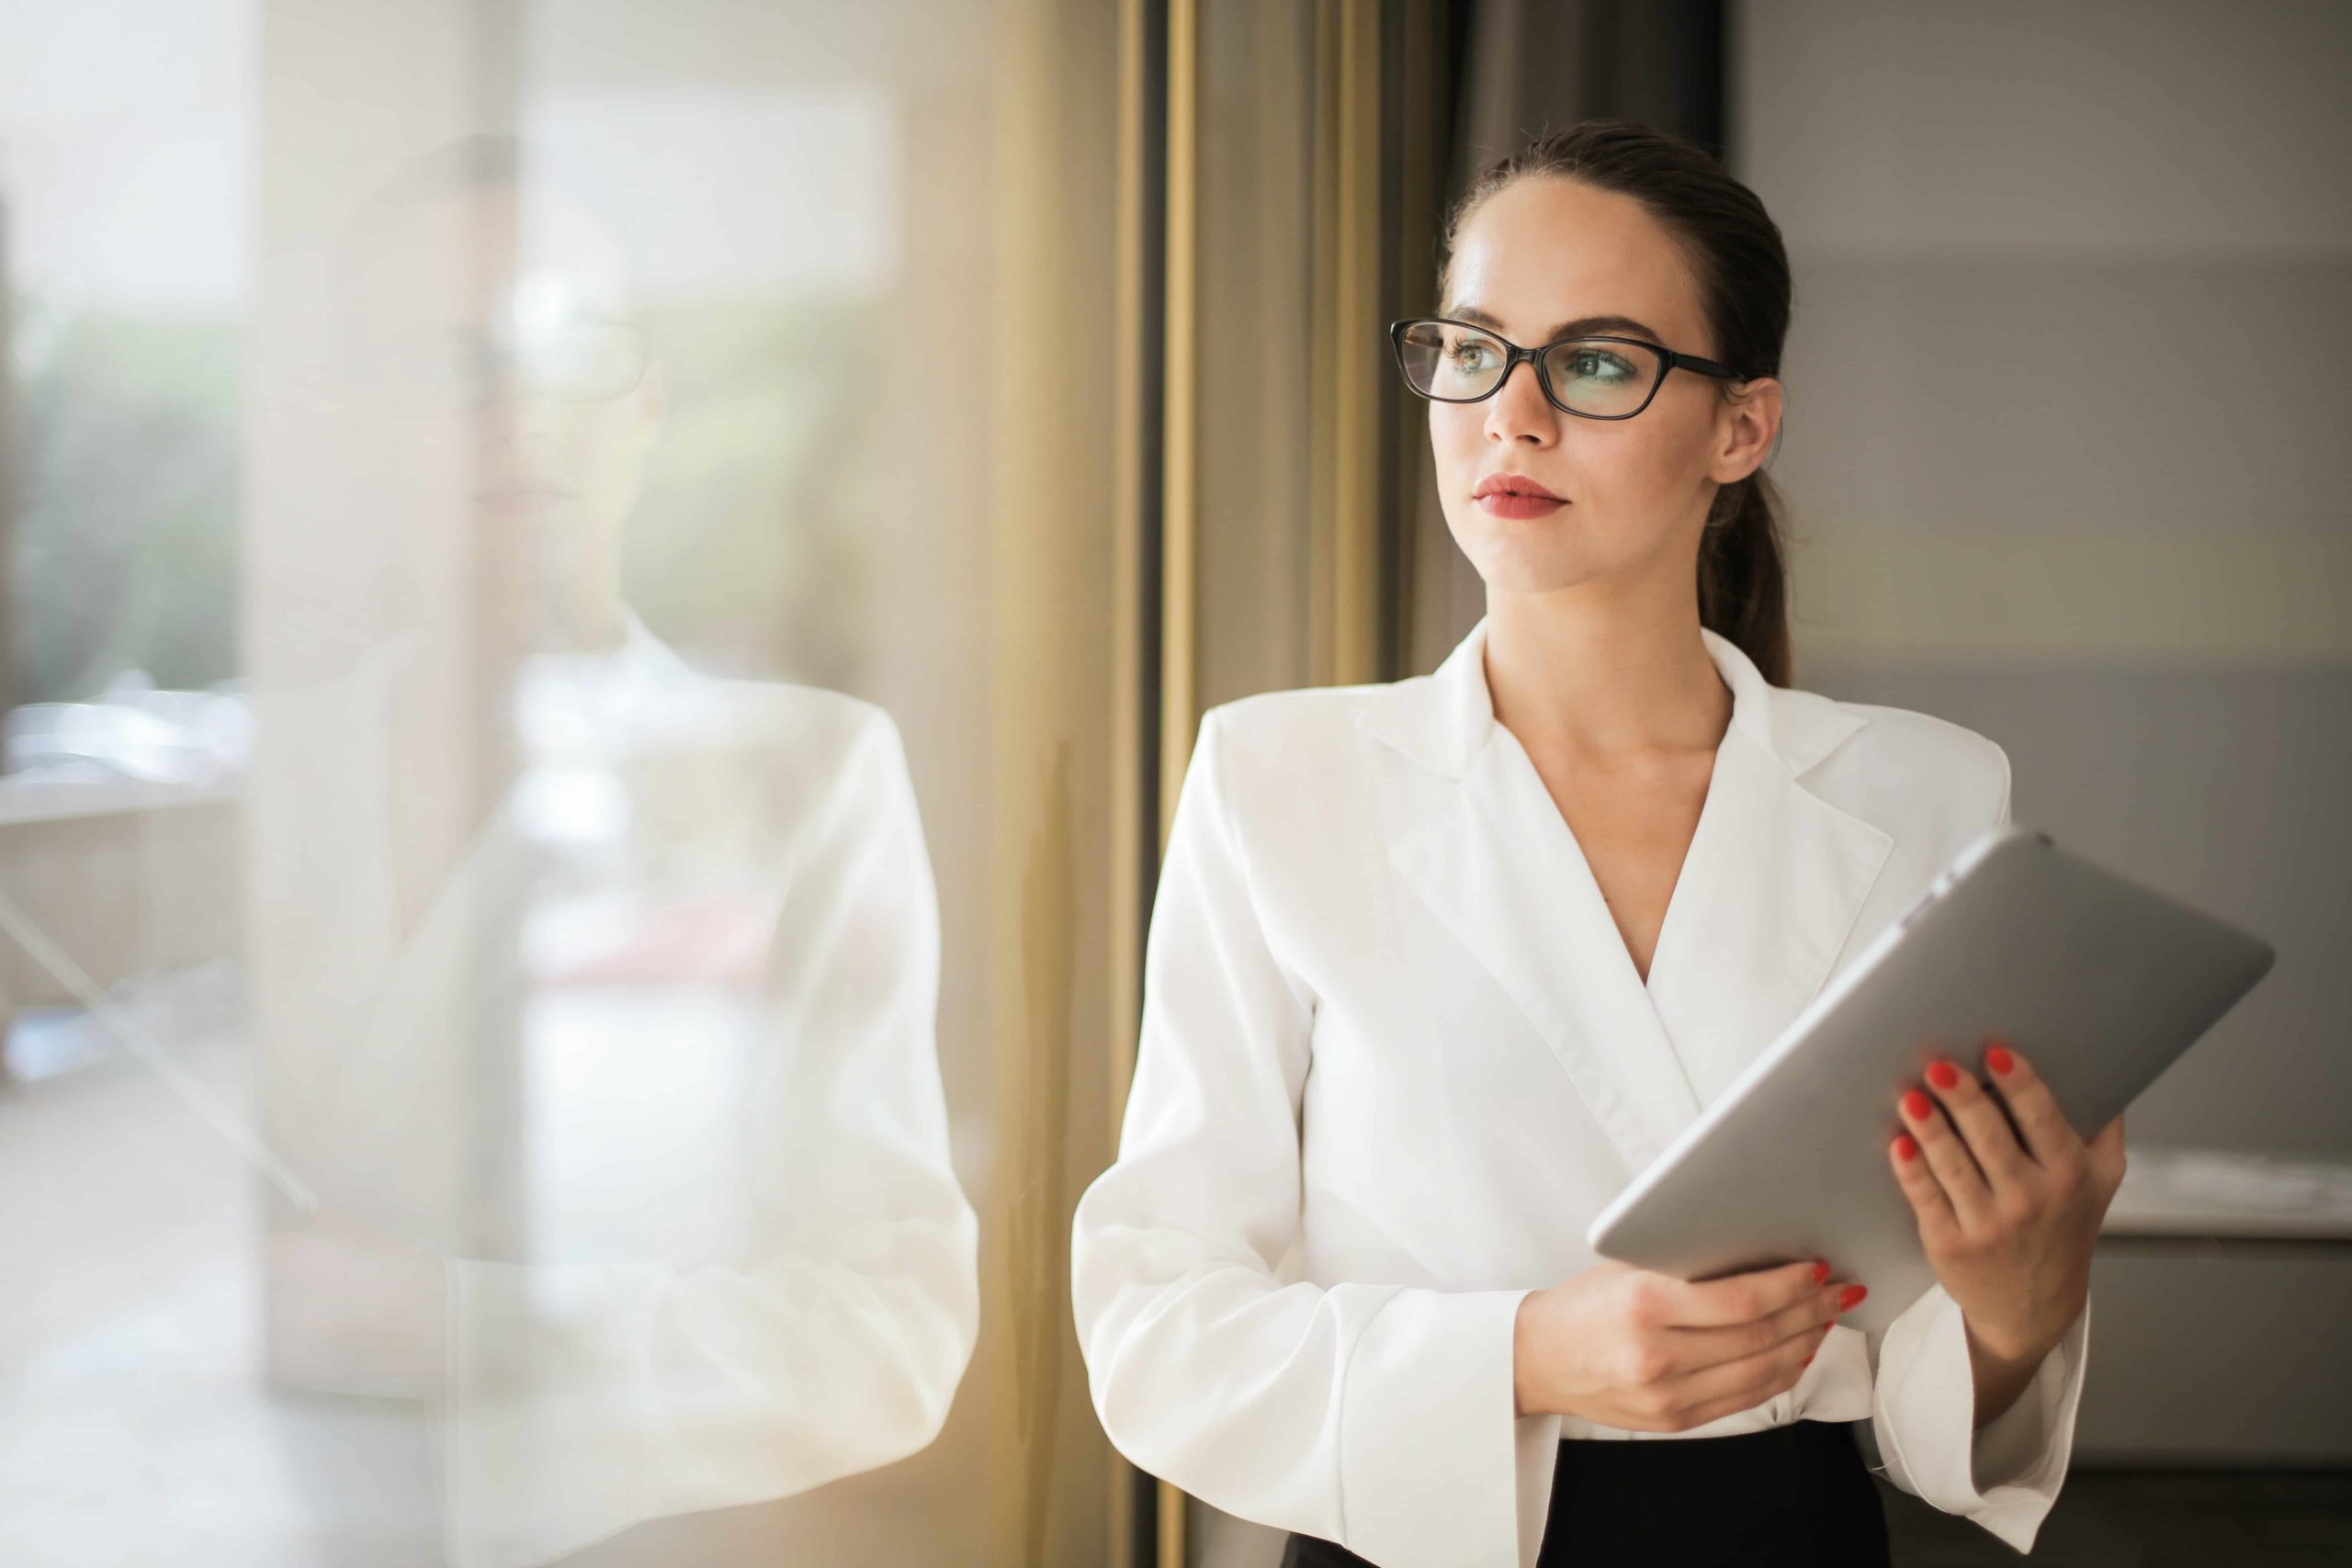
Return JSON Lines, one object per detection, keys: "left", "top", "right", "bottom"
{"left": 1279, "top": 1417, "right": 1891, "bottom": 1568}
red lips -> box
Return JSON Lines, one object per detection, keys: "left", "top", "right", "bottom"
{"left": 1473, "top": 471, "right": 1567, "bottom": 519}
{"left": 1473, "top": 471, "right": 1565, "bottom": 502}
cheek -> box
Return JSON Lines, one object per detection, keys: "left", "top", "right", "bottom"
{"left": 1427, "top": 405, "right": 1484, "bottom": 536}
{"left": 1630, "top": 391, "right": 1723, "bottom": 484}
{"left": 1596, "top": 430, "right": 1672, "bottom": 494}
{"left": 1428, "top": 403, "right": 1485, "bottom": 485}
{"left": 554, "top": 405, "right": 606, "bottom": 460}
{"left": 1575, "top": 416, "right": 1707, "bottom": 513}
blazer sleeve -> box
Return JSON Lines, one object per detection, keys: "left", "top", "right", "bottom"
{"left": 1870, "top": 1282, "right": 2092, "bottom": 1552}
{"left": 437, "top": 706, "right": 980, "bottom": 1568}
{"left": 1868, "top": 733, "right": 2093, "bottom": 1555}
{"left": 1070, "top": 707, "right": 1538, "bottom": 1568}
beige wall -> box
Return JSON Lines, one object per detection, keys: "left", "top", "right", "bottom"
{"left": 1739, "top": 0, "right": 2351, "bottom": 672}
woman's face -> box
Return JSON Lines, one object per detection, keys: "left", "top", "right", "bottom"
{"left": 1430, "top": 175, "right": 1778, "bottom": 601}
{"left": 336, "top": 179, "right": 665, "bottom": 644}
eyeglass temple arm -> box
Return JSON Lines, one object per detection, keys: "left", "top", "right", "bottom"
{"left": 1671, "top": 352, "right": 1746, "bottom": 379}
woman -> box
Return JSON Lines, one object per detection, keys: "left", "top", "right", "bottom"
{"left": 1069, "top": 120, "right": 2124, "bottom": 1568}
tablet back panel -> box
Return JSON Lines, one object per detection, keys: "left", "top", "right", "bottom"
{"left": 1586, "top": 827, "right": 2276, "bottom": 1335}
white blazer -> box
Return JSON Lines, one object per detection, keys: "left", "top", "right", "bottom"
{"left": 1070, "top": 615, "right": 2091, "bottom": 1568}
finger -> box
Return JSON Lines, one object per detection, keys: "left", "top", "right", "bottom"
{"left": 1925, "top": 1055, "right": 2038, "bottom": 1190}
{"left": 1981, "top": 1041, "right": 2084, "bottom": 1167}
{"left": 1664, "top": 1324, "right": 1828, "bottom": 1428}
{"left": 1663, "top": 1276, "right": 1855, "bottom": 1375}
{"left": 1889, "top": 1126, "right": 1958, "bottom": 1239}
{"left": 1654, "top": 1257, "right": 1826, "bottom": 1330}
{"left": 1899, "top": 1078, "right": 1993, "bottom": 1227}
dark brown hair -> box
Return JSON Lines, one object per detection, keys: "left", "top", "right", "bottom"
{"left": 1442, "top": 118, "right": 1794, "bottom": 686}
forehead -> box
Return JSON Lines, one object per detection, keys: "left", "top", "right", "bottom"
{"left": 342, "top": 182, "right": 639, "bottom": 329}
{"left": 1442, "top": 176, "right": 1705, "bottom": 347}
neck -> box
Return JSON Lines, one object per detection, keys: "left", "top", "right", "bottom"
{"left": 535, "top": 583, "right": 628, "bottom": 655}
{"left": 1480, "top": 579, "right": 1730, "bottom": 763}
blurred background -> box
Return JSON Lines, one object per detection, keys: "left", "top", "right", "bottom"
{"left": 0, "top": 1, "right": 2344, "bottom": 1564}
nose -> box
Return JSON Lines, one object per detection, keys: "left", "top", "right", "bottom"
{"left": 482, "top": 383, "right": 568, "bottom": 464}
{"left": 1482, "top": 356, "right": 1558, "bottom": 446}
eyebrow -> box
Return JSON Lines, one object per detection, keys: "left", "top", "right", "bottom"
{"left": 1442, "top": 304, "right": 1666, "bottom": 344}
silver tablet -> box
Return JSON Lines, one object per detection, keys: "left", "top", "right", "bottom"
{"left": 1585, "top": 825, "right": 2276, "bottom": 1335}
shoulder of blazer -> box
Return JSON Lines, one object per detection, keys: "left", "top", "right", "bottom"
{"left": 1826, "top": 696, "right": 2013, "bottom": 829}
{"left": 1185, "top": 684, "right": 1395, "bottom": 854}
{"left": 1199, "top": 682, "right": 1391, "bottom": 769}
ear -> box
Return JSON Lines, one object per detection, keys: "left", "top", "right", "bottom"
{"left": 1712, "top": 375, "right": 1783, "bottom": 486}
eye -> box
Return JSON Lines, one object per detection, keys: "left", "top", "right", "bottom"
{"left": 1557, "top": 345, "right": 1636, "bottom": 382}
{"left": 1446, "top": 336, "right": 1498, "bottom": 371}
{"left": 517, "top": 322, "right": 649, "bottom": 400}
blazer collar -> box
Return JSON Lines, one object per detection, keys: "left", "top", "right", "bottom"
{"left": 1358, "top": 613, "right": 1868, "bottom": 784}
{"left": 1360, "top": 615, "right": 1894, "bottom": 1181}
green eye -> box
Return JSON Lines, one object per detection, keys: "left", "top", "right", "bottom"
{"left": 1558, "top": 347, "right": 1634, "bottom": 383}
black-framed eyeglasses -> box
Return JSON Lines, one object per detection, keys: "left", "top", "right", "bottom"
{"left": 339, "top": 318, "right": 650, "bottom": 409}
{"left": 1388, "top": 317, "right": 1745, "bottom": 420}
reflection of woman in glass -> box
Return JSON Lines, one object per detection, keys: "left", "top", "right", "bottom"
{"left": 255, "top": 136, "right": 978, "bottom": 1566}
{"left": 1072, "top": 121, "right": 2121, "bottom": 1568}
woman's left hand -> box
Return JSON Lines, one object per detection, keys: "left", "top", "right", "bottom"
{"left": 1888, "top": 1040, "right": 2127, "bottom": 1363}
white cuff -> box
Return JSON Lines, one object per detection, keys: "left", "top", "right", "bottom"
{"left": 1873, "top": 1285, "right": 2092, "bottom": 1554}
{"left": 1335, "top": 1286, "right": 1553, "bottom": 1568}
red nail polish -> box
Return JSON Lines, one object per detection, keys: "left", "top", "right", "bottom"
{"left": 1812, "top": 1259, "right": 1830, "bottom": 1285}
{"left": 1838, "top": 1285, "right": 1869, "bottom": 1311}
{"left": 1902, "top": 1089, "right": 1933, "bottom": 1120}
{"left": 1987, "top": 1044, "right": 2015, "bottom": 1077}
{"left": 1927, "top": 1060, "right": 1960, "bottom": 1090}
{"left": 1803, "top": 1352, "right": 1815, "bottom": 1367}
{"left": 1894, "top": 1134, "right": 1918, "bottom": 1163}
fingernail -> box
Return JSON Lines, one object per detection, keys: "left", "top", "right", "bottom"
{"left": 1902, "top": 1089, "right": 1933, "bottom": 1120}
{"left": 1803, "top": 1352, "right": 1815, "bottom": 1367}
{"left": 1894, "top": 1134, "right": 1919, "bottom": 1163}
{"left": 1812, "top": 1259, "right": 1830, "bottom": 1285}
{"left": 1987, "top": 1044, "right": 2015, "bottom": 1076}
{"left": 1838, "top": 1285, "right": 1869, "bottom": 1311}
{"left": 1927, "top": 1060, "right": 1960, "bottom": 1090}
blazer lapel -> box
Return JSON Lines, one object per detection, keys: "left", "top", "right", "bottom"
{"left": 1363, "top": 616, "right": 1895, "bottom": 1180}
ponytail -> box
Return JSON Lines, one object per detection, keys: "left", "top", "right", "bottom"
{"left": 1699, "top": 468, "right": 1792, "bottom": 687}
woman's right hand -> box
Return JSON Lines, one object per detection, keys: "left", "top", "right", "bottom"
{"left": 1511, "top": 1258, "right": 1865, "bottom": 1430}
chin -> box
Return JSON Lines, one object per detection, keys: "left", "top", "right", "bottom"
{"left": 1479, "top": 558, "right": 1605, "bottom": 597}
{"left": 1452, "top": 519, "right": 1600, "bottom": 594}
